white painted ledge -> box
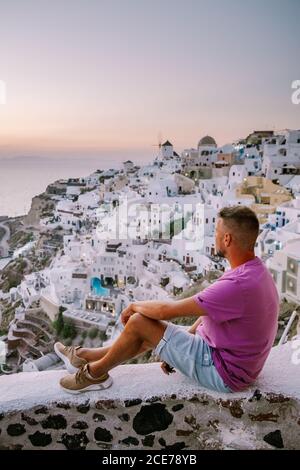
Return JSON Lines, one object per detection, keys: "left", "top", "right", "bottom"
{"left": 0, "top": 340, "right": 299, "bottom": 413}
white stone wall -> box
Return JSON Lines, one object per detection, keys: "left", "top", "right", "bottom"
{"left": 0, "top": 341, "right": 300, "bottom": 450}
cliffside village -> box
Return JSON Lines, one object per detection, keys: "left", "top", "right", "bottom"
{"left": 1, "top": 130, "right": 300, "bottom": 373}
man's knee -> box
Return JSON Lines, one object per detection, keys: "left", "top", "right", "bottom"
{"left": 126, "top": 312, "right": 148, "bottom": 330}
{"left": 126, "top": 313, "right": 167, "bottom": 347}
{"left": 126, "top": 312, "right": 158, "bottom": 333}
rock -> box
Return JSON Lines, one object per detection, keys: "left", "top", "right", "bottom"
{"left": 71, "top": 421, "right": 88, "bottom": 430}
{"left": 124, "top": 399, "right": 142, "bottom": 407}
{"left": 7, "top": 423, "right": 26, "bottom": 437}
{"left": 145, "top": 396, "right": 161, "bottom": 403}
{"left": 56, "top": 402, "right": 71, "bottom": 410}
{"left": 172, "top": 404, "right": 184, "bottom": 412}
{"left": 118, "top": 413, "right": 130, "bottom": 422}
{"left": 34, "top": 406, "right": 48, "bottom": 415}
{"left": 176, "top": 429, "right": 193, "bottom": 436}
{"left": 164, "top": 441, "right": 187, "bottom": 451}
{"left": 133, "top": 403, "right": 173, "bottom": 435}
{"left": 263, "top": 430, "right": 284, "bottom": 449}
{"left": 249, "top": 412, "right": 279, "bottom": 422}
{"left": 60, "top": 432, "right": 89, "bottom": 450}
{"left": 248, "top": 389, "right": 262, "bottom": 402}
{"left": 219, "top": 399, "right": 244, "bottom": 418}
{"left": 41, "top": 414, "right": 67, "bottom": 430}
{"left": 120, "top": 436, "right": 139, "bottom": 446}
{"left": 21, "top": 413, "right": 38, "bottom": 426}
{"left": 142, "top": 435, "right": 155, "bottom": 447}
{"left": 29, "top": 431, "right": 52, "bottom": 447}
{"left": 92, "top": 413, "right": 106, "bottom": 422}
{"left": 95, "top": 400, "right": 116, "bottom": 410}
{"left": 76, "top": 402, "right": 90, "bottom": 414}
{"left": 94, "top": 427, "right": 113, "bottom": 442}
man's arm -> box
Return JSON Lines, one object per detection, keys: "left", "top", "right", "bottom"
{"left": 187, "top": 316, "right": 203, "bottom": 334}
{"left": 121, "top": 297, "right": 206, "bottom": 324}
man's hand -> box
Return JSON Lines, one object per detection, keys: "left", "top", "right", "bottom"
{"left": 120, "top": 303, "right": 135, "bottom": 326}
{"left": 161, "top": 361, "right": 175, "bottom": 375}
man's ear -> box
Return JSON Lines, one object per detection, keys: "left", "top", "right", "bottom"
{"left": 224, "top": 232, "right": 232, "bottom": 247}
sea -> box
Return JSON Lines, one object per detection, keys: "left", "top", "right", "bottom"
{"left": 0, "top": 155, "right": 130, "bottom": 218}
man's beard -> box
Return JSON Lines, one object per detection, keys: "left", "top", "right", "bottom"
{"left": 216, "top": 249, "right": 226, "bottom": 258}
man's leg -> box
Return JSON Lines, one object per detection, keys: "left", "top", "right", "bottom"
{"left": 77, "top": 340, "right": 152, "bottom": 362}
{"left": 88, "top": 313, "right": 167, "bottom": 378}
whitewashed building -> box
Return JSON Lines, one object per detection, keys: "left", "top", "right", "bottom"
{"left": 267, "top": 238, "right": 300, "bottom": 303}
{"left": 262, "top": 129, "right": 300, "bottom": 182}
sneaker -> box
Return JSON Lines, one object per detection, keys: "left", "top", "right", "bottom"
{"left": 60, "top": 364, "right": 113, "bottom": 394}
{"left": 54, "top": 342, "right": 87, "bottom": 374}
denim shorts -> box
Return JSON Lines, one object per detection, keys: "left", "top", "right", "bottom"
{"left": 153, "top": 322, "right": 232, "bottom": 393}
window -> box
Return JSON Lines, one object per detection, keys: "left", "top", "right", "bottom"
{"left": 287, "top": 257, "right": 298, "bottom": 276}
{"left": 286, "top": 274, "right": 297, "bottom": 295}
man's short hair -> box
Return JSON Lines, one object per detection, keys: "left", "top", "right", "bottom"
{"left": 218, "top": 206, "right": 259, "bottom": 251}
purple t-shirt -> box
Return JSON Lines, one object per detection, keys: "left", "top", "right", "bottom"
{"left": 193, "top": 257, "right": 279, "bottom": 392}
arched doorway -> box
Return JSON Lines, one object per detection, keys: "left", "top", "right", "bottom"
{"left": 104, "top": 277, "right": 115, "bottom": 288}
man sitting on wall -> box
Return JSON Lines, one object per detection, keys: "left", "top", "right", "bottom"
{"left": 54, "top": 206, "right": 279, "bottom": 394}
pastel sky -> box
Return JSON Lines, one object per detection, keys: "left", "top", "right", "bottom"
{"left": 0, "top": 0, "right": 299, "bottom": 159}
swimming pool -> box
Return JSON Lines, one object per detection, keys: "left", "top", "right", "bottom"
{"left": 90, "top": 277, "right": 110, "bottom": 296}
